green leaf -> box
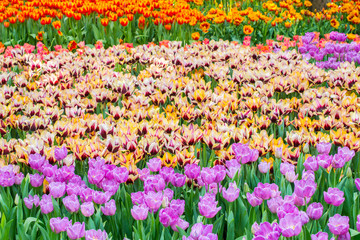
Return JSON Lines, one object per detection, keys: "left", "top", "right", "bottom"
{"left": 24, "top": 217, "right": 38, "bottom": 232}
{"left": 226, "top": 211, "right": 235, "bottom": 240}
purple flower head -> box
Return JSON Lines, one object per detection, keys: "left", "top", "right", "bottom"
{"left": 258, "top": 161, "right": 271, "bottom": 174}
{"left": 324, "top": 188, "right": 345, "bottom": 206}
{"left": 222, "top": 181, "right": 239, "bottom": 202}
{"left": 213, "top": 165, "right": 226, "bottom": 183}
{"left": 198, "top": 193, "right": 221, "bottom": 218}
{"left": 277, "top": 203, "right": 300, "bottom": 219}
{"left": 101, "top": 199, "right": 116, "bottom": 216}
{"left": 279, "top": 213, "right": 302, "bottom": 237}
{"left": 93, "top": 191, "right": 111, "bottom": 205}
{"left": 49, "top": 182, "right": 66, "bottom": 198}
{"left": 304, "top": 156, "right": 319, "bottom": 172}
{"left": 159, "top": 207, "right": 179, "bottom": 227}
{"left": 232, "top": 143, "right": 258, "bottom": 164}
{"left": 184, "top": 164, "right": 201, "bottom": 179}
{"left": 285, "top": 170, "right": 298, "bottom": 183}
{"left": 160, "top": 167, "right": 175, "bottom": 183}
{"left": 280, "top": 162, "right": 295, "bottom": 175}
{"left": 328, "top": 214, "right": 349, "bottom": 236}
{"left": 50, "top": 217, "right": 72, "bottom": 234}
{"left": 131, "top": 191, "right": 145, "bottom": 205}
{"left": 171, "top": 173, "right": 186, "bottom": 188}
{"left": 292, "top": 193, "right": 310, "bottom": 206}
{"left": 67, "top": 222, "right": 85, "bottom": 240}
{"left": 300, "top": 210, "right": 310, "bottom": 225}
{"left": 88, "top": 157, "right": 105, "bottom": 169}
{"left": 253, "top": 222, "right": 281, "bottom": 240}
{"left": 14, "top": 172, "right": 24, "bottom": 185}
{"left": 171, "top": 218, "right": 189, "bottom": 232}
{"left": 24, "top": 194, "right": 40, "bottom": 209}
{"left": 54, "top": 146, "right": 68, "bottom": 162}
{"left": 66, "top": 182, "right": 82, "bottom": 196}
{"left": 39, "top": 194, "right": 54, "bottom": 214}
{"left": 254, "top": 182, "right": 280, "bottom": 200}
{"left": 294, "top": 178, "right": 317, "bottom": 198}
{"left": 63, "top": 195, "right": 80, "bottom": 213}
{"left": 131, "top": 204, "right": 149, "bottom": 220}
{"left": 138, "top": 168, "right": 150, "bottom": 181}
{"left": 147, "top": 158, "right": 162, "bottom": 172}
{"left": 80, "top": 201, "right": 94, "bottom": 217}
{"left": 317, "top": 154, "right": 333, "bottom": 169}
{"left": 29, "top": 173, "right": 44, "bottom": 187}
{"left": 201, "top": 167, "right": 216, "bottom": 185}
{"left": 332, "top": 154, "right": 346, "bottom": 169}
{"left": 302, "top": 32, "right": 315, "bottom": 44}
{"left": 170, "top": 199, "right": 185, "bottom": 216}
{"left": 0, "top": 166, "right": 15, "bottom": 187}
{"left": 302, "top": 170, "right": 315, "bottom": 181}
{"left": 225, "top": 159, "right": 241, "bottom": 179}
{"left": 85, "top": 229, "right": 108, "bottom": 240}
{"left": 144, "top": 191, "right": 163, "bottom": 212}
{"left": 306, "top": 202, "right": 324, "bottom": 220}
{"left": 88, "top": 168, "right": 105, "bottom": 185}
{"left": 56, "top": 165, "right": 75, "bottom": 182}
{"left": 355, "top": 178, "right": 360, "bottom": 191}
{"left": 267, "top": 196, "right": 283, "bottom": 213}
{"left": 338, "top": 232, "right": 350, "bottom": 240}
{"left": 163, "top": 188, "right": 174, "bottom": 202}
{"left": 189, "top": 223, "right": 214, "bottom": 239}
{"left": 246, "top": 192, "right": 263, "bottom": 207}
{"left": 42, "top": 163, "right": 57, "bottom": 178}
{"left": 206, "top": 182, "right": 221, "bottom": 195}
{"left": 316, "top": 142, "right": 332, "bottom": 155}
{"left": 80, "top": 187, "right": 93, "bottom": 203}
{"left": 112, "top": 167, "right": 129, "bottom": 183}
{"left": 337, "top": 147, "right": 355, "bottom": 162}
{"left": 330, "top": 31, "right": 339, "bottom": 41}
{"left": 28, "top": 153, "right": 46, "bottom": 171}
{"left": 144, "top": 175, "right": 166, "bottom": 193}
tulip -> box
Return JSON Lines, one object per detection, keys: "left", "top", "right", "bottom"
{"left": 171, "top": 218, "right": 189, "bottom": 232}
{"left": 267, "top": 196, "right": 283, "bottom": 213}
{"left": 0, "top": 169, "right": 15, "bottom": 187}
{"left": 316, "top": 142, "right": 332, "bottom": 155}
{"left": 39, "top": 194, "right": 54, "bottom": 214}
{"left": 253, "top": 222, "right": 281, "bottom": 239}
{"left": 222, "top": 182, "right": 240, "bottom": 202}
{"left": 317, "top": 154, "right": 332, "bottom": 169}
{"left": 324, "top": 188, "right": 345, "bottom": 206}
{"left": 279, "top": 213, "right": 302, "bottom": 237}
{"left": 85, "top": 229, "right": 108, "bottom": 240}
{"left": 226, "top": 159, "right": 241, "bottom": 179}
{"left": 253, "top": 182, "right": 281, "bottom": 200}
{"left": 144, "top": 191, "right": 163, "bottom": 212}
{"left": 169, "top": 199, "right": 185, "bottom": 216}
{"left": 63, "top": 195, "right": 80, "bottom": 213}
{"left": 67, "top": 222, "right": 85, "bottom": 240}
{"left": 160, "top": 167, "right": 175, "bottom": 183}
{"left": 147, "top": 158, "right": 162, "bottom": 172}
{"left": 171, "top": 173, "right": 186, "bottom": 188}
{"left": 328, "top": 214, "right": 349, "bottom": 236}
{"left": 80, "top": 187, "right": 93, "bottom": 203}
{"left": 50, "top": 217, "right": 72, "bottom": 234}
{"left": 112, "top": 167, "right": 129, "bottom": 183}
{"left": 66, "top": 183, "right": 82, "bottom": 196}
{"left": 28, "top": 153, "right": 46, "bottom": 171}
{"left": 184, "top": 164, "right": 201, "bottom": 179}
{"left": 337, "top": 147, "right": 355, "bottom": 162}
{"left": 277, "top": 203, "right": 300, "bottom": 219}
{"left": 14, "top": 172, "right": 24, "bottom": 185}
{"left": 54, "top": 145, "right": 68, "bottom": 161}
{"left": 159, "top": 207, "right": 178, "bottom": 227}
{"left": 311, "top": 231, "right": 330, "bottom": 240}
{"left": 332, "top": 154, "right": 346, "bottom": 169}
{"left": 93, "top": 191, "right": 110, "bottom": 205}
{"left": 198, "top": 193, "right": 221, "bottom": 218}
{"left": 49, "top": 181, "right": 66, "bottom": 198}
{"left": 294, "top": 179, "right": 317, "bottom": 198}
{"left": 258, "top": 161, "right": 270, "bottom": 173}
{"left": 131, "top": 191, "right": 145, "bottom": 205}
{"left": 29, "top": 173, "right": 44, "bottom": 187}
{"left": 24, "top": 194, "right": 40, "bottom": 209}
{"left": 131, "top": 204, "right": 149, "bottom": 220}
{"left": 200, "top": 167, "right": 216, "bottom": 185}
{"left": 246, "top": 192, "right": 263, "bottom": 207}
{"left": 101, "top": 199, "right": 116, "bottom": 216}
{"left": 81, "top": 202, "right": 95, "bottom": 217}
{"left": 138, "top": 168, "right": 150, "bottom": 181}
{"left": 304, "top": 156, "right": 319, "bottom": 171}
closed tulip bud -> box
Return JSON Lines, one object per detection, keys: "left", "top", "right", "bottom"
{"left": 303, "top": 142, "right": 309, "bottom": 153}
{"left": 346, "top": 167, "right": 352, "bottom": 178}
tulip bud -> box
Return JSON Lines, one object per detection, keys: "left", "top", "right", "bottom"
{"left": 346, "top": 167, "right": 352, "bottom": 178}
{"left": 275, "top": 147, "right": 283, "bottom": 159}
{"left": 303, "top": 143, "right": 309, "bottom": 154}
{"left": 161, "top": 196, "right": 169, "bottom": 208}
{"left": 244, "top": 182, "right": 250, "bottom": 193}
{"left": 14, "top": 194, "right": 19, "bottom": 205}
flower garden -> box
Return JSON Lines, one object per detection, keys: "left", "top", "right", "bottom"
{"left": 1, "top": 0, "right": 360, "bottom": 239}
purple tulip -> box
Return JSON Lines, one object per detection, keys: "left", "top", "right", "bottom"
{"left": 144, "top": 191, "right": 163, "bottom": 212}
{"left": 49, "top": 182, "right": 66, "bottom": 198}
{"left": 144, "top": 175, "right": 166, "bottom": 193}
{"left": 317, "top": 154, "right": 332, "bottom": 169}
{"left": 267, "top": 196, "right": 283, "bottom": 213}
{"left": 198, "top": 193, "right": 221, "bottom": 218}
{"left": 253, "top": 182, "right": 280, "bottom": 200}
{"left": 67, "top": 222, "right": 85, "bottom": 240}
{"left": 88, "top": 168, "right": 105, "bottom": 185}
{"left": 213, "top": 165, "right": 226, "bottom": 183}
{"left": 101, "top": 199, "right": 116, "bottom": 216}
{"left": 246, "top": 192, "right": 263, "bottom": 207}
{"left": 294, "top": 179, "right": 317, "bottom": 198}
{"left": 163, "top": 188, "right": 174, "bottom": 203}
{"left": 160, "top": 167, "right": 175, "bottom": 183}
{"left": 184, "top": 164, "right": 201, "bottom": 179}
{"left": 304, "top": 156, "right": 319, "bottom": 171}
{"left": 324, "top": 188, "right": 345, "bottom": 206}
{"left": 306, "top": 202, "right": 323, "bottom": 220}
{"left": 169, "top": 199, "right": 185, "bottom": 216}
{"left": 131, "top": 204, "right": 149, "bottom": 220}
{"left": 332, "top": 154, "right": 346, "bottom": 169}
{"left": 328, "top": 214, "right": 349, "bottom": 236}
{"left": 188, "top": 222, "right": 215, "bottom": 240}
{"left": 138, "top": 168, "right": 150, "bottom": 181}
{"left": 171, "top": 218, "right": 189, "bottom": 232}
{"left": 93, "top": 191, "right": 110, "bottom": 205}
{"left": 258, "top": 161, "right": 271, "bottom": 174}
{"left": 253, "top": 222, "right": 281, "bottom": 240}
{"left": 311, "top": 231, "right": 330, "bottom": 240}
{"left": 0, "top": 167, "right": 15, "bottom": 187}
{"left": 131, "top": 191, "right": 145, "bottom": 205}
{"left": 300, "top": 210, "right": 310, "bottom": 225}
{"left": 200, "top": 167, "right": 216, "bottom": 185}
{"left": 28, "top": 153, "right": 46, "bottom": 171}
{"left": 85, "top": 229, "right": 108, "bottom": 240}
{"left": 42, "top": 163, "right": 57, "bottom": 178}
{"left": 112, "top": 167, "right": 129, "bottom": 183}
{"left": 55, "top": 146, "right": 68, "bottom": 161}
{"left": 302, "top": 170, "right": 315, "bottom": 182}
{"left": 280, "top": 162, "right": 295, "bottom": 175}
{"left": 63, "top": 195, "right": 80, "bottom": 213}
{"left": 279, "top": 213, "right": 302, "bottom": 237}
{"left": 24, "top": 194, "right": 40, "bottom": 209}
{"left": 277, "top": 203, "right": 300, "bottom": 219}
{"left": 50, "top": 217, "right": 72, "bottom": 234}
{"left": 14, "top": 172, "right": 24, "bottom": 185}
{"left": 66, "top": 183, "right": 82, "bottom": 196}
{"left": 39, "top": 194, "right": 53, "bottom": 214}
{"left": 80, "top": 187, "right": 93, "bottom": 203}
{"left": 147, "top": 158, "right": 162, "bottom": 172}
{"left": 225, "top": 159, "right": 241, "bottom": 179}
{"left": 171, "top": 173, "right": 186, "bottom": 187}
{"left": 159, "top": 207, "right": 179, "bottom": 227}
{"left": 222, "top": 181, "right": 239, "bottom": 202}
{"left": 80, "top": 202, "right": 94, "bottom": 217}
{"left": 316, "top": 142, "right": 332, "bottom": 155}
{"left": 101, "top": 179, "right": 119, "bottom": 194}
{"left": 337, "top": 147, "right": 355, "bottom": 162}
{"left": 29, "top": 173, "right": 44, "bottom": 188}
{"left": 285, "top": 170, "right": 298, "bottom": 183}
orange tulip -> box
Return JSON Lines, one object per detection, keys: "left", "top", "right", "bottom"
{"left": 243, "top": 25, "right": 254, "bottom": 35}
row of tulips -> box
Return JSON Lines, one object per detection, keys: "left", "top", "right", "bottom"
{"left": 1, "top": 141, "right": 360, "bottom": 239}
{"left": 0, "top": 0, "right": 359, "bottom": 46}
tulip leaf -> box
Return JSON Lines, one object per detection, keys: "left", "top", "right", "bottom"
{"left": 226, "top": 211, "right": 235, "bottom": 240}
